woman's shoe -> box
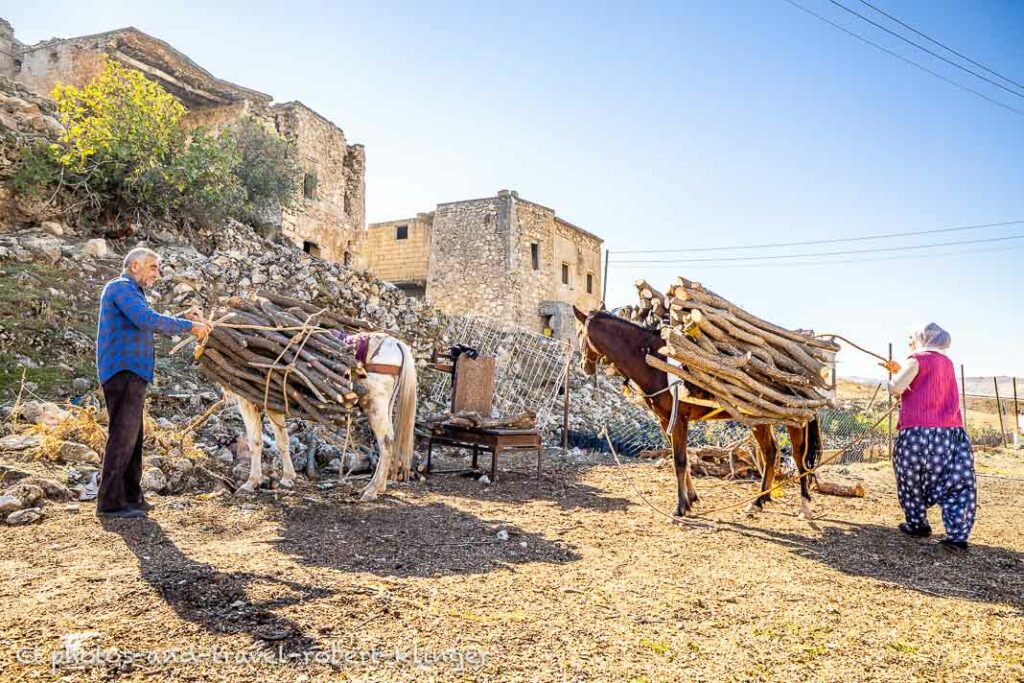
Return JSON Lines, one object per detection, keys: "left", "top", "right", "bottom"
{"left": 899, "top": 522, "right": 932, "bottom": 538}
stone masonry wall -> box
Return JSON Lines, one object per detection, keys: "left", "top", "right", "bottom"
{"left": 365, "top": 214, "right": 432, "bottom": 287}
{"left": 425, "top": 195, "right": 513, "bottom": 321}
{"left": 553, "top": 218, "right": 602, "bottom": 312}
{"left": 423, "top": 191, "right": 602, "bottom": 336}
{"left": 272, "top": 102, "right": 365, "bottom": 266}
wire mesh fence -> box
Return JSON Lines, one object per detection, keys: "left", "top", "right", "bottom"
{"left": 430, "top": 316, "right": 573, "bottom": 429}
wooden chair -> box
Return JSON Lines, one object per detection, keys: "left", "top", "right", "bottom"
{"left": 425, "top": 353, "right": 542, "bottom": 481}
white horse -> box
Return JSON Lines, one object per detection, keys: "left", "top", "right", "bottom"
{"left": 226, "top": 332, "right": 417, "bottom": 501}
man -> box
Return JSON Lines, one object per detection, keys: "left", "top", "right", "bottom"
{"left": 96, "top": 247, "right": 210, "bottom": 518}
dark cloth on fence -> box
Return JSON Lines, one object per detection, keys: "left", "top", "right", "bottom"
{"left": 98, "top": 370, "right": 149, "bottom": 512}
{"left": 893, "top": 426, "right": 976, "bottom": 543}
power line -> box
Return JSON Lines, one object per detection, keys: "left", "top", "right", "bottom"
{"left": 610, "top": 219, "right": 1024, "bottom": 254}
{"left": 781, "top": 0, "right": 1024, "bottom": 118}
{"left": 612, "top": 233, "right": 1024, "bottom": 264}
{"left": 856, "top": 0, "right": 1024, "bottom": 92}
{"left": 828, "top": 0, "right": 1024, "bottom": 100}
{"left": 611, "top": 241, "right": 1024, "bottom": 269}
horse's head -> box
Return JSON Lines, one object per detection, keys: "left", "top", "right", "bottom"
{"left": 572, "top": 305, "right": 600, "bottom": 376}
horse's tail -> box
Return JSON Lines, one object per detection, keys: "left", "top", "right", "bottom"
{"left": 804, "top": 415, "right": 823, "bottom": 470}
{"left": 393, "top": 340, "right": 418, "bottom": 477}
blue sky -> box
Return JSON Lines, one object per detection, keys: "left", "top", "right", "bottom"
{"left": 8, "top": 1, "right": 1024, "bottom": 379}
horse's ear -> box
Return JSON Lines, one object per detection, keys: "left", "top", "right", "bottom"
{"left": 572, "top": 305, "right": 589, "bottom": 324}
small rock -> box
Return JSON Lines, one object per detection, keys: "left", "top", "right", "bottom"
{"left": 82, "top": 238, "right": 111, "bottom": 259}
{"left": 3, "top": 483, "right": 44, "bottom": 508}
{"left": 65, "top": 504, "right": 80, "bottom": 513}
{"left": 22, "top": 236, "right": 62, "bottom": 264}
{"left": 6, "top": 508, "right": 43, "bottom": 525}
{"left": 0, "top": 434, "right": 42, "bottom": 451}
{"left": 20, "top": 477, "right": 73, "bottom": 501}
{"left": 496, "top": 529, "right": 509, "bottom": 541}
{"left": 141, "top": 468, "right": 168, "bottom": 493}
{"left": 0, "top": 495, "right": 22, "bottom": 514}
{"left": 57, "top": 441, "right": 101, "bottom": 465}
{"left": 217, "top": 448, "right": 234, "bottom": 464}
{"left": 41, "top": 221, "right": 64, "bottom": 236}
{"left": 478, "top": 474, "right": 491, "bottom": 485}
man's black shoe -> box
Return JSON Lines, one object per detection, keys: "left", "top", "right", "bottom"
{"left": 899, "top": 522, "right": 932, "bottom": 538}
{"left": 97, "top": 508, "right": 146, "bottom": 519}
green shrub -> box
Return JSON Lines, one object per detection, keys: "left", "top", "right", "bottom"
{"left": 226, "top": 117, "right": 298, "bottom": 224}
{"left": 11, "top": 60, "right": 298, "bottom": 230}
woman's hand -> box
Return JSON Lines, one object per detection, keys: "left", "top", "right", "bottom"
{"left": 880, "top": 360, "right": 901, "bottom": 375}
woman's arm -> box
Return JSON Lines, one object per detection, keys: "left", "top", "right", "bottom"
{"left": 888, "top": 357, "right": 920, "bottom": 396}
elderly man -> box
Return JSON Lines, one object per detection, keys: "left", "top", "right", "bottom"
{"left": 96, "top": 247, "right": 210, "bottom": 519}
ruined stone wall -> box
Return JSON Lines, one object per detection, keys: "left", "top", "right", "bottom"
{"left": 272, "top": 102, "right": 365, "bottom": 266}
{"left": 513, "top": 198, "right": 557, "bottom": 333}
{"left": 423, "top": 192, "right": 602, "bottom": 336}
{"left": 365, "top": 214, "right": 432, "bottom": 287}
{"left": 425, "top": 196, "right": 513, "bottom": 320}
{"left": 15, "top": 37, "right": 109, "bottom": 98}
{"left": 553, "top": 218, "right": 602, "bottom": 312}
{"left": 3, "top": 21, "right": 366, "bottom": 269}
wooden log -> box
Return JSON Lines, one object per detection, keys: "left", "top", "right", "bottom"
{"left": 672, "top": 277, "right": 840, "bottom": 352}
{"left": 814, "top": 479, "right": 866, "bottom": 498}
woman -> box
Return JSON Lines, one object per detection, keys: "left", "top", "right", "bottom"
{"left": 883, "top": 323, "right": 976, "bottom": 551}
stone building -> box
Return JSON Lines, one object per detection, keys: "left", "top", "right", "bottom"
{"left": 363, "top": 213, "right": 433, "bottom": 298}
{"left": 0, "top": 18, "right": 365, "bottom": 263}
{"left": 368, "top": 190, "right": 603, "bottom": 338}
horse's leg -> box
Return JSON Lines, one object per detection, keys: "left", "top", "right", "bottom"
{"left": 747, "top": 425, "right": 777, "bottom": 515}
{"left": 789, "top": 424, "right": 814, "bottom": 520}
{"left": 235, "top": 396, "right": 264, "bottom": 494}
{"left": 360, "top": 378, "right": 395, "bottom": 502}
{"left": 267, "top": 411, "right": 296, "bottom": 488}
{"left": 670, "top": 417, "right": 695, "bottom": 516}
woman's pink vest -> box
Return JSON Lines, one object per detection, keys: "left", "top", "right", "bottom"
{"left": 897, "top": 351, "right": 963, "bottom": 430}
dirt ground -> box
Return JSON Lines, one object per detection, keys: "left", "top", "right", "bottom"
{"left": 1, "top": 447, "right": 1022, "bottom": 683}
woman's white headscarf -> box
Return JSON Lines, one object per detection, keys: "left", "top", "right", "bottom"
{"left": 912, "top": 322, "right": 951, "bottom": 353}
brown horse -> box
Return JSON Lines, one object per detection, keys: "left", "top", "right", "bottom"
{"left": 573, "top": 307, "right": 822, "bottom": 518}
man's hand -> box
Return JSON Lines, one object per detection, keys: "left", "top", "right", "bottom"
{"left": 879, "top": 360, "right": 901, "bottom": 375}
{"left": 182, "top": 309, "right": 202, "bottom": 322}
{"left": 190, "top": 321, "right": 211, "bottom": 341}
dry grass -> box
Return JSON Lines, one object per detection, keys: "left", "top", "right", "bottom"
{"left": 0, "top": 448, "right": 1021, "bottom": 682}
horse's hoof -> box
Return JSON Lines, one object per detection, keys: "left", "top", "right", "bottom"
{"left": 798, "top": 500, "right": 814, "bottom": 520}
{"left": 279, "top": 478, "right": 295, "bottom": 489}
{"left": 235, "top": 482, "right": 256, "bottom": 495}
{"left": 359, "top": 489, "right": 379, "bottom": 502}
{"left": 744, "top": 502, "right": 762, "bottom": 517}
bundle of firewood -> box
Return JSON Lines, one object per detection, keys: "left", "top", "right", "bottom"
{"left": 421, "top": 410, "right": 537, "bottom": 431}
{"left": 631, "top": 277, "right": 840, "bottom": 427}
{"left": 195, "top": 292, "right": 373, "bottom": 425}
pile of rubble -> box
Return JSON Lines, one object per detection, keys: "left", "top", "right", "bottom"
{"left": 149, "top": 218, "right": 447, "bottom": 368}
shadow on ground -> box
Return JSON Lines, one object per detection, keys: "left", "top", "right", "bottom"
{"left": 717, "top": 517, "right": 1024, "bottom": 613}
{"left": 416, "top": 447, "right": 633, "bottom": 513}
{"left": 275, "top": 497, "right": 581, "bottom": 578}
{"left": 102, "top": 517, "right": 331, "bottom": 654}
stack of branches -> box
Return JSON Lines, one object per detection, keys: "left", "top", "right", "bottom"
{"left": 421, "top": 410, "right": 537, "bottom": 432}
{"left": 617, "top": 280, "right": 670, "bottom": 329}
{"left": 195, "top": 292, "right": 373, "bottom": 426}
{"left": 642, "top": 277, "right": 840, "bottom": 427}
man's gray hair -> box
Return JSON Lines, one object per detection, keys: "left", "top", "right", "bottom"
{"left": 123, "top": 246, "right": 160, "bottom": 271}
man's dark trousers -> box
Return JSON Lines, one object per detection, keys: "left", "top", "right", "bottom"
{"left": 98, "top": 370, "right": 148, "bottom": 512}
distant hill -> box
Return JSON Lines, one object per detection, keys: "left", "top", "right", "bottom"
{"left": 841, "top": 375, "right": 1022, "bottom": 398}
